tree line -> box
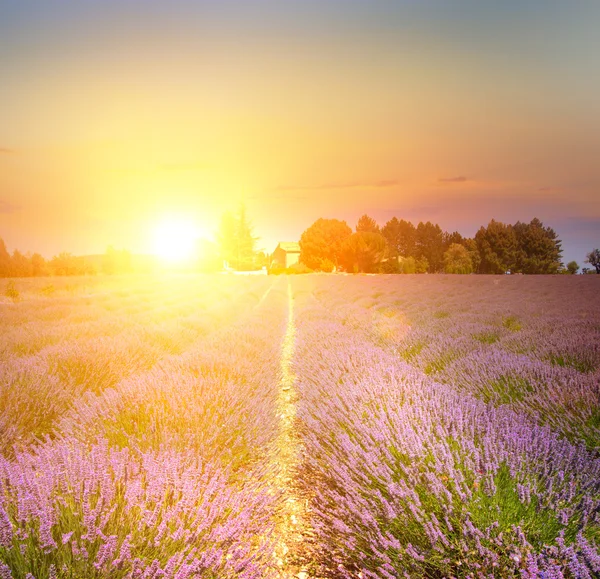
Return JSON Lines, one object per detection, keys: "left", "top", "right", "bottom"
{"left": 0, "top": 240, "right": 133, "bottom": 277}
{"left": 1, "top": 212, "right": 598, "bottom": 277}
{"left": 298, "top": 215, "right": 590, "bottom": 274}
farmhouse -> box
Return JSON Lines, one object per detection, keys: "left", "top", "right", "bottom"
{"left": 271, "top": 242, "right": 301, "bottom": 268}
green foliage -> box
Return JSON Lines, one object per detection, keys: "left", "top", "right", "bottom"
{"left": 502, "top": 315, "right": 522, "bottom": 332}
{"left": 473, "top": 331, "right": 500, "bottom": 345}
{"left": 355, "top": 214, "right": 380, "bottom": 233}
{"left": 483, "top": 376, "right": 534, "bottom": 404}
{"left": 217, "top": 204, "right": 260, "bottom": 270}
{"left": 0, "top": 237, "right": 11, "bottom": 277}
{"left": 443, "top": 243, "right": 473, "bottom": 274}
{"left": 415, "top": 257, "right": 429, "bottom": 273}
{"left": 565, "top": 261, "right": 579, "bottom": 274}
{"left": 319, "top": 258, "right": 336, "bottom": 273}
{"left": 377, "top": 259, "right": 402, "bottom": 274}
{"left": 381, "top": 217, "right": 416, "bottom": 258}
{"left": 269, "top": 262, "right": 314, "bottom": 275}
{"left": 475, "top": 219, "right": 518, "bottom": 274}
{"left": 469, "top": 464, "right": 579, "bottom": 548}
{"left": 513, "top": 218, "right": 562, "bottom": 274}
{"left": 399, "top": 341, "right": 425, "bottom": 362}
{"left": 443, "top": 230, "right": 464, "bottom": 247}
{"left": 339, "top": 231, "right": 387, "bottom": 273}
{"left": 395, "top": 255, "right": 428, "bottom": 274}
{"left": 299, "top": 218, "right": 352, "bottom": 270}
{"left": 0, "top": 238, "right": 49, "bottom": 277}
{"left": 462, "top": 238, "right": 481, "bottom": 272}
{"left": 50, "top": 253, "right": 95, "bottom": 276}
{"left": 585, "top": 248, "right": 600, "bottom": 274}
{"left": 398, "top": 256, "right": 416, "bottom": 274}
{"left": 415, "top": 221, "right": 444, "bottom": 272}
{"left": 547, "top": 353, "right": 596, "bottom": 373}
{"left": 288, "top": 262, "right": 313, "bottom": 274}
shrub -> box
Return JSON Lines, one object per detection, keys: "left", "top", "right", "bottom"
{"left": 4, "top": 280, "right": 19, "bottom": 301}
{"left": 378, "top": 259, "right": 401, "bottom": 274}
{"left": 318, "top": 258, "right": 336, "bottom": 273}
{"left": 287, "top": 262, "right": 313, "bottom": 274}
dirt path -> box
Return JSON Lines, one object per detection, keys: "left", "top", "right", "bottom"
{"left": 272, "top": 278, "right": 314, "bottom": 579}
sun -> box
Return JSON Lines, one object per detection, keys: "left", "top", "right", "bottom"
{"left": 153, "top": 219, "right": 199, "bottom": 263}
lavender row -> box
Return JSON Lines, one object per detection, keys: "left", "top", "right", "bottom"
{"left": 306, "top": 275, "right": 600, "bottom": 450}
{"left": 0, "top": 277, "right": 288, "bottom": 578}
{"left": 0, "top": 277, "right": 277, "bottom": 456}
{"left": 291, "top": 284, "right": 600, "bottom": 578}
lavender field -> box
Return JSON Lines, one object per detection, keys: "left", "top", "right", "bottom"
{"left": 1, "top": 274, "right": 599, "bottom": 579}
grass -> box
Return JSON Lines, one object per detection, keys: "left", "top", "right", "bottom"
{"left": 547, "top": 353, "right": 597, "bottom": 373}
{"left": 483, "top": 376, "right": 534, "bottom": 404}
{"left": 398, "top": 341, "right": 425, "bottom": 362}
{"left": 433, "top": 310, "right": 450, "bottom": 319}
{"left": 473, "top": 331, "right": 500, "bottom": 345}
{"left": 502, "top": 315, "right": 522, "bottom": 332}
{"left": 4, "top": 280, "right": 20, "bottom": 302}
{"left": 586, "top": 410, "right": 600, "bottom": 430}
{"left": 424, "top": 350, "right": 460, "bottom": 375}
{"left": 468, "top": 464, "right": 579, "bottom": 547}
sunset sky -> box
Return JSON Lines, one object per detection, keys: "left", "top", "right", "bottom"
{"left": 1, "top": 1, "right": 599, "bottom": 264}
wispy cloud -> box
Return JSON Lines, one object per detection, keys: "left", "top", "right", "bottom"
{"left": 274, "top": 179, "right": 398, "bottom": 192}
{"left": 0, "top": 147, "right": 15, "bottom": 155}
{"left": 439, "top": 176, "right": 468, "bottom": 183}
{"left": 0, "top": 200, "right": 20, "bottom": 214}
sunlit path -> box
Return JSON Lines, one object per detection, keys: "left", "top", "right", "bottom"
{"left": 272, "top": 277, "right": 313, "bottom": 579}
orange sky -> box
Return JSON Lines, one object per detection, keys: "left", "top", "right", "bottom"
{"left": 1, "top": 1, "right": 599, "bottom": 263}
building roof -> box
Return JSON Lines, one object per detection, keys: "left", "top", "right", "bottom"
{"left": 275, "top": 241, "right": 301, "bottom": 253}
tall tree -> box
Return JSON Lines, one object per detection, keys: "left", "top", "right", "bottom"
{"left": 339, "top": 231, "right": 387, "bottom": 273}
{"left": 0, "top": 238, "right": 11, "bottom": 277}
{"left": 381, "top": 218, "right": 416, "bottom": 258}
{"left": 462, "top": 238, "right": 481, "bottom": 273}
{"left": 299, "top": 218, "right": 352, "bottom": 270}
{"left": 513, "top": 218, "right": 562, "bottom": 274}
{"left": 443, "top": 231, "right": 464, "bottom": 249}
{"left": 586, "top": 249, "right": 600, "bottom": 274}
{"left": 475, "top": 220, "right": 518, "bottom": 274}
{"left": 415, "top": 221, "right": 445, "bottom": 272}
{"left": 30, "top": 253, "right": 48, "bottom": 277}
{"left": 11, "top": 250, "right": 33, "bottom": 277}
{"left": 356, "top": 214, "right": 380, "bottom": 234}
{"left": 217, "top": 204, "right": 259, "bottom": 270}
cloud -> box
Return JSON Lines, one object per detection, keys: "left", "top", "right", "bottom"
{"left": 274, "top": 179, "right": 398, "bottom": 192}
{"left": 439, "top": 176, "right": 468, "bottom": 183}
{"left": 0, "top": 200, "right": 20, "bottom": 214}
{"left": 0, "top": 147, "right": 15, "bottom": 155}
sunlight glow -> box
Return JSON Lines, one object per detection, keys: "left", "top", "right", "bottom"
{"left": 153, "top": 219, "right": 199, "bottom": 263}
